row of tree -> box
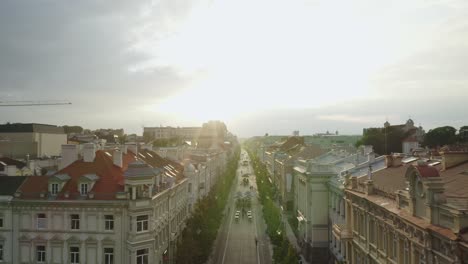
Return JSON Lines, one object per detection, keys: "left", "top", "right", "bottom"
{"left": 356, "top": 125, "right": 468, "bottom": 154}
{"left": 247, "top": 148, "right": 299, "bottom": 264}
{"left": 175, "top": 147, "right": 240, "bottom": 264}
{"left": 423, "top": 126, "right": 468, "bottom": 148}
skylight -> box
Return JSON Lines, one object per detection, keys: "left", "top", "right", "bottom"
{"left": 402, "top": 157, "right": 418, "bottom": 164}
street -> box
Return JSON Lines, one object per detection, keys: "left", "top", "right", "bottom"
{"left": 210, "top": 149, "right": 272, "bottom": 264}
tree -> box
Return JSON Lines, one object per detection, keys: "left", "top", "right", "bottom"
{"left": 62, "top": 125, "right": 83, "bottom": 134}
{"left": 356, "top": 127, "right": 403, "bottom": 155}
{"left": 423, "top": 126, "right": 457, "bottom": 148}
{"left": 458, "top": 126, "right": 468, "bottom": 143}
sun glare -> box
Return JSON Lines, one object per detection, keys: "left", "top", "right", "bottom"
{"left": 132, "top": 0, "right": 435, "bottom": 121}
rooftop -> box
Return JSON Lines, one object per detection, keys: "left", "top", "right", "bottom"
{"left": 0, "top": 157, "right": 26, "bottom": 170}
{"left": 0, "top": 123, "right": 65, "bottom": 134}
{"left": 0, "top": 176, "right": 27, "bottom": 195}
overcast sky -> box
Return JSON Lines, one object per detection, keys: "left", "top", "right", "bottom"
{"left": 1, "top": 0, "right": 467, "bottom": 137}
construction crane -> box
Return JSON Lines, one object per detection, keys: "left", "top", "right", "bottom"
{"left": 0, "top": 100, "right": 72, "bottom": 106}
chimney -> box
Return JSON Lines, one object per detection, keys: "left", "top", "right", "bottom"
{"left": 441, "top": 151, "right": 468, "bottom": 170}
{"left": 60, "top": 144, "right": 79, "bottom": 169}
{"left": 385, "top": 154, "right": 402, "bottom": 168}
{"left": 113, "top": 149, "right": 123, "bottom": 168}
{"left": 27, "top": 159, "right": 36, "bottom": 173}
{"left": 122, "top": 145, "right": 128, "bottom": 154}
{"left": 125, "top": 143, "right": 138, "bottom": 156}
{"left": 6, "top": 165, "right": 16, "bottom": 176}
{"left": 392, "top": 154, "right": 403, "bottom": 167}
{"left": 385, "top": 155, "right": 393, "bottom": 167}
{"left": 83, "top": 143, "right": 96, "bottom": 162}
{"left": 365, "top": 180, "right": 374, "bottom": 195}
{"left": 368, "top": 152, "right": 375, "bottom": 163}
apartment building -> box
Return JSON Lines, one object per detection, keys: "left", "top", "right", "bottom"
{"left": 0, "top": 143, "right": 188, "bottom": 264}
{"left": 143, "top": 126, "right": 201, "bottom": 141}
{"left": 345, "top": 151, "right": 468, "bottom": 264}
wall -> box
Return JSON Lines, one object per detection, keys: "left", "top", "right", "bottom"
{"left": 0, "top": 141, "right": 38, "bottom": 158}
{"left": 34, "top": 133, "right": 67, "bottom": 157}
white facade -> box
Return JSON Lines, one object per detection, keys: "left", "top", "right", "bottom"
{"left": 0, "top": 180, "right": 188, "bottom": 264}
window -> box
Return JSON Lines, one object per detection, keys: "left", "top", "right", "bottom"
{"left": 71, "top": 214, "right": 80, "bottom": 230}
{"left": 136, "top": 215, "right": 148, "bottom": 232}
{"left": 70, "top": 247, "right": 79, "bottom": 264}
{"left": 37, "top": 213, "right": 47, "bottom": 229}
{"left": 80, "top": 183, "right": 88, "bottom": 195}
{"left": 51, "top": 183, "right": 59, "bottom": 195}
{"left": 104, "top": 248, "right": 114, "bottom": 264}
{"left": 404, "top": 240, "right": 410, "bottom": 264}
{"left": 391, "top": 234, "right": 397, "bottom": 260}
{"left": 369, "top": 219, "right": 375, "bottom": 244}
{"left": 383, "top": 230, "right": 388, "bottom": 253}
{"left": 0, "top": 216, "right": 3, "bottom": 228}
{"left": 37, "top": 245, "right": 46, "bottom": 263}
{"left": 0, "top": 244, "right": 3, "bottom": 261}
{"left": 136, "top": 248, "right": 148, "bottom": 264}
{"left": 105, "top": 215, "right": 114, "bottom": 231}
{"left": 353, "top": 211, "right": 358, "bottom": 232}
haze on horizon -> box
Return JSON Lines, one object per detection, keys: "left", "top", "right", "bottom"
{"left": 1, "top": 0, "right": 467, "bottom": 137}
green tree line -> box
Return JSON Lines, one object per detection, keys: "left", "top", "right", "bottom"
{"left": 175, "top": 146, "right": 240, "bottom": 264}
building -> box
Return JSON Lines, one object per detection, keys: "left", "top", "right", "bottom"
{"left": 363, "top": 119, "right": 425, "bottom": 155}
{"left": 143, "top": 126, "right": 201, "bottom": 141}
{"left": 344, "top": 151, "right": 468, "bottom": 264}
{"left": 0, "top": 157, "right": 35, "bottom": 176}
{"left": 274, "top": 143, "right": 325, "bottom": 210}
{"left": 328, "top": 147, "right": 385, "bottom": 264}
{"left": 0, "top": 143, "right": 188, "bottom": 264}
{"left": 196, "top": 121, "right": 227, "bottom": 150}
{"left": 293, "top": 146, "right": 380, "bottom": 263}
{"left": 0, "top": 123, "right": 67, "bottom": 158}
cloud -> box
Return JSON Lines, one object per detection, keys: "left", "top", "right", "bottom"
{"left": 0, "top": 0, "right": 467, "bottom": 137}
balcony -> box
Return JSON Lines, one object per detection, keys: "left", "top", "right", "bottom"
{"left": 332, "top": 224, "right": 353, "bottom": 240}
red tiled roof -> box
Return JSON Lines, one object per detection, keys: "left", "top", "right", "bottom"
{"left": 415, "top": 165, "right": 439, "bottom": 178}
{"left": 18, "top": 176, "right": 49, "bottom": 199}
{"left": 18, "top": 150, "right": 136, "bottom": 200}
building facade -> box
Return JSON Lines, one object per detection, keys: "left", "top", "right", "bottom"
{"left": 0, "top": 143, "right": 189, "bottom": 264}
{"left": 0, "top": 123, "right": 67, "bottom": 158}
{"left": 143, "top": 126, "right": 201, "bottom": 141}
{"left": 345, "top": 151, "right": 468, "bottom": 264}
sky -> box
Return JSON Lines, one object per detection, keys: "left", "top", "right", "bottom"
{"left": 0, "top": 0, "right": 467, "bottom": 137}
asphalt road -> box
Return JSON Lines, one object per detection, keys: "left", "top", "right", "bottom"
{"left": 209, "top": 149, "right": 272, "bottom": 264}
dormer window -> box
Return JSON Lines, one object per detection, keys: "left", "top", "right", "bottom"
{"left": 78, "top": 174, "right": 99, "bottom": 196}
{"left": 80, "top": 183, "right": 88, "bottom": 195}
{"left": 49, "top": 173, "right": 70, "bottom": 196}
{"left": 51, "top": 183, "right": 59, "bottom": 195}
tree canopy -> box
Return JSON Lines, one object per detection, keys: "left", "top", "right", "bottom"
{"left": 355, "top": 127, "right": 404, "bottom": 155}
{"left": 423, "top": 126, "right": 457, "bottom": 148}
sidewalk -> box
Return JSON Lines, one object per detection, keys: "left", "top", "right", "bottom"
{"left": 279, "top": 207, "right": 310, "bottom": 264}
